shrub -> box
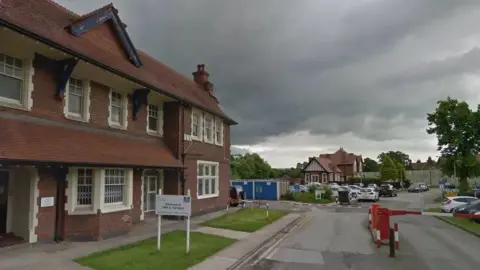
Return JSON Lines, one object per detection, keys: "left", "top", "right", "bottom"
{"left": 308, "top": 185, "right": 318, "bottom": 193}
{"left": 322, "top": 187, "right": 333, "bottom": 199}
{"left": 280, "top": 191, "right": 295, "bottom": 201}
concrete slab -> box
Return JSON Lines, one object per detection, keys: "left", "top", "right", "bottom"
{"left": 194, "top": 227, "right": 251, "bottom": 240}
{"left": 270, "top": 247, "right": 324, "bottom": 264}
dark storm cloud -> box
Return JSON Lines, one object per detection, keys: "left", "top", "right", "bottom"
{"left": 56, "top": 0, "right": 480, "bottom": 145}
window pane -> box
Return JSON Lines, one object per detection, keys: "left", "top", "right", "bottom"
{"left": 104, "top": 169, "right": 125, "bottom": 204}
{"left": 198, "top": 164, "right": 204, "bottom": 176}
{"left": 77, "top": 168, "right": 93, "bottom": 206}
{"left": 148, "top": 116, "right": 158, "bottom": 131}
{"left": 148, "top": 193, "right": 156, "bottom": 211}
{"left": 149, "top": 177, "right": 157, "bottom": 191}
{"left": 111, "top": 107, "right": 122, "bottom": 123}
{"left": 205, "top": 179, "right": 210, "bottom": 195}
{"left": 211, "top": 178, "right": 216, "bottom": 194}
{"left": 0, "top": 74, "right": 22, "bottom": 101}
{"left": 198, "top": 179, "right": 203, "bottom": 196}
{"left": 211, "top": 165, "right": 216, "bottom": 176}
{"left": 68, "top": 94, "right": 83, "bottom": 114}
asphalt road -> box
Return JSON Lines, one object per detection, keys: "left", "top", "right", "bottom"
{"left": 245, "top": 190, "right": 479, "bottom": 270}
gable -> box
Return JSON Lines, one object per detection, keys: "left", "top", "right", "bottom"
{"left": 303, "top": 159, "right": 325, "bottom": 172}
{"left": 68, "top": 5, "right": 142, "bottom": 67}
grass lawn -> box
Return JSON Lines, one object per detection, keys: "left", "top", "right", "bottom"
{"left": 424, "top": 208, "right": 480, "bottom": 234}
{"left": 76, "top": 231, "right": 236, "bottom": 270}
{"left": 202, "top": 208, "right": 288, "bottom": 232}
{"left": 292, "top": 192, "right": 334, "bottom": 204}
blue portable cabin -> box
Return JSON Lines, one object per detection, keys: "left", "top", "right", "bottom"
{"left": 230, "top": 179, "right": 290, "bottom": 200}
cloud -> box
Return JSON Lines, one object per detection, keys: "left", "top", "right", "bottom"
{"left": 55, "top": 0, "right": 480, "bottom": 166}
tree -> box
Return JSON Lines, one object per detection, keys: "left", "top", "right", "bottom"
{"left": 363, "top": 157, "right": 380, "bottom": 172}
{"left": 230, "top": 153, "right": 279, "bottom": 179}
{"left": 394, "top": 161, "right": 406, "bottom": 180}
{"left": 380, "top": 155, "right": 398, "bottom": 180}
{"left": 426, "top": 97, "right": 480, "bottom": 192}
{"left": 378, "top": 151, "right": 412, "bottom": 169}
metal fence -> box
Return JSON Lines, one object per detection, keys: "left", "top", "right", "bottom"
{"left": 362, "top": 170, "right": 480, "bottom": 186}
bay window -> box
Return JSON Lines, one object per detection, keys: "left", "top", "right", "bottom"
{"left": 66, "top": 168, "right": 133, "bottom": 214}
{"left": 197, "top": 161, "right": 219, "bottom": 199}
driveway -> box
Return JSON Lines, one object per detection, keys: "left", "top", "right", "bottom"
{"left": 246, "top": 190, "right": 478, "bottom": 270}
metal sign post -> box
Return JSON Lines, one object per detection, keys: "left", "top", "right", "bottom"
{"left": 157, "top": 189, "right": 162, "bottom": 251}
{"left": 155, "top": 189, "right": 192, "bottom": 253}
{"left": 186, "top": 189, "right": 191, "bottom": 253}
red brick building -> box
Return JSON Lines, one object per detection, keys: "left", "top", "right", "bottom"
{"left": 0, "top": 0, "right": 235, "bottom": 245}
{"left": 320, "top": 147, "right": 363, "bottom": 181}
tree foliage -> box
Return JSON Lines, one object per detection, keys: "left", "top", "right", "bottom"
{"left": 377, "top": 151, "right": 412, "bottom": 169}
{"left": 363, "top": 158, "right": 380, "bottom": 172}
{"left": 230, "top": 153, "right": 282, "bottom": 179}
{"left": 394, "top": 161, "right": 406, "bottom": 180}
{"left": 380, "top": 155, "right": 398, "bottom": 180}
{"left": 426, "top": 97, "right": 480, "bottom": 192}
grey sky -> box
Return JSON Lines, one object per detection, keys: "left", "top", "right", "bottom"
{"left": 57, "top": 0, "right": 480, "bottom": 167}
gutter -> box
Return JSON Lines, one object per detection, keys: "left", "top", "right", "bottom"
{"left": 0, "top": 19, "right": 237, "bottom": 125}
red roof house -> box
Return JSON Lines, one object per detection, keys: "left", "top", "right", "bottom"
{"left": 0, "top": 0, "right": 235, "bottom": 246}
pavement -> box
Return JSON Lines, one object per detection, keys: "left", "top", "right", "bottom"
{"left": 1, "top": 189, "right": 479, "bottom": 270}
{"left": 0, "top": 209, "right": 240, "bottom": 270}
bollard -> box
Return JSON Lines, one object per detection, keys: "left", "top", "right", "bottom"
{"left": 389, "top": 228, "right": 395, "bottom": 257}
{"left": 394, "top": 223, "right": 399, "bottom": 249}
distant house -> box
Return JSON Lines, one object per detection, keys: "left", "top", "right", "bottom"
{"left": 320, "top": 147, "right": 363, "bottom": 180}
{"left": 302, "top": 157, "right": 343, "bottom": 184}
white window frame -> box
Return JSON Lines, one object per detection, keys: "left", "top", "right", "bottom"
{"left": 191, "top": 109, "right": 203, "bottom": 141}
{"left": 65, "top": 168, "right": 133, "bottom": 215}
{"left": 214, "top": 117, "right": 224, "bottom": 146}
{"left": 146, "top": 104, "right": 164, "bottom": 136}
{"left": 197, "top": 160, "right": 219, "bottom": 199}
{"left": 203, "top": 113, "right": 214, "bottom": 143}
{"left": 322, "top": 173, "right": 328, "bottom": 183}
{"left": 311, "top": 175, "right": 319, "bottom": 183}
{"left": 63, "top": 78, "right": 91, "bottom": 122}
{"left": 108, "top": 89, "right": 129, "bottom": 129}
{"left": 0, "top": 52, "right": 34, "bottom": 111}
{"left": 305, "top": 173, "right": 310, "bottom": 184}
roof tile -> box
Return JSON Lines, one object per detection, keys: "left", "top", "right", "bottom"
{"left": 0, "top": 0, "right": 234, "bottom": 123}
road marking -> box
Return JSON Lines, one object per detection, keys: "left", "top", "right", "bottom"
{"left": 251, "top": 215, "right": 311, "bottom": 265}
{"left": 264, "top": 215, "right": 311, "bottom": 260}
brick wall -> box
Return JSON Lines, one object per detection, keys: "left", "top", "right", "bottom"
{"left": 35, "top": 169, "right": 57, "bottom": 240}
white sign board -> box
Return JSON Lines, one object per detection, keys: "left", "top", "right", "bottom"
{"left": 40, "top": 197, "right": 55, "bottom": 207}
{"left": 156, "top": 194, "right": 192, "bottom": 217}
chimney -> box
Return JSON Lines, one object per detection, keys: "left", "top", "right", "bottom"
{"left": 193, "top": 64, "right": 218, "bottom": 102}
{"left": 193, "top": 64, "right": 209, "bottom": 85}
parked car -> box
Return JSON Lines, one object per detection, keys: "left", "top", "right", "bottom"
{"left": 348, "top": 185, "right": 362, "bottom": 198}
{"left": 368, "top": 183, "right": 378, "bottom": 189}
{"left": 379, "top": 184, "right": 398, "bottom": 197}
{"left": 441, "top": 196, "right": 478, "bottom": 213}
{"left": 418, "top": 183, "right": 429, "bottom": 191}
{"left": 354, "top": 183, "right": 364, "bottom": 188}
{"left": 359, "top": 187, "right": 379, "bottom": 202}
{"left": 229, "top": 186, "right": 245, "bottom": 207}
{"left": 452, "top": 199, "right": 480, "bottom": 214}
{"left": 408, "top": 183, "right": 422, "bottom": 193}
